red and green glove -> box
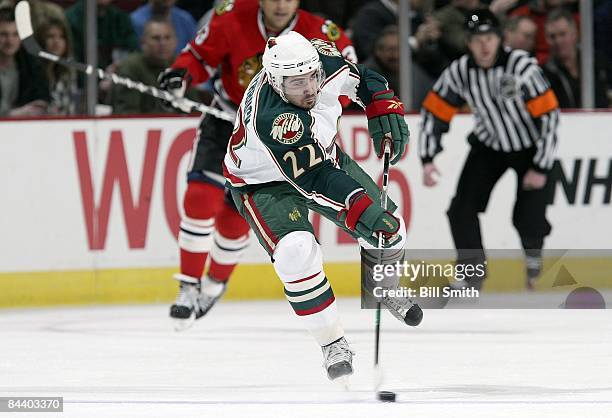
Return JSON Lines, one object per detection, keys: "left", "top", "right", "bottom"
{"left": 365, "top": 90, "right": 410, "bottom": 165}
{"left": 342, "top": 191, "right": 401, "bottom": 247}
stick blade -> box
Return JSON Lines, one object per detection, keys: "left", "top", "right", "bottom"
{"left": 15, "top": 1, "right": 40, "bottom": 54}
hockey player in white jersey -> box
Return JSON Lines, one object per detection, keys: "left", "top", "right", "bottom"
{"left": 223, "top": 31, "right": 420, "bottom": 381}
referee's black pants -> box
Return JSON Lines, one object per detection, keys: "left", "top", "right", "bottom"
{"left": 447, "top": 138, "right": 552, "bottom": 263}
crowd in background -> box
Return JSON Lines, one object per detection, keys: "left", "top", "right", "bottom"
{"left": 0, "top": 0, "right": 610, "bottom": 118}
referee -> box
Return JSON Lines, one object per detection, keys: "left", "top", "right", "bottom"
{"left": 419, "top": 9, "right": 560, "bottom": 290}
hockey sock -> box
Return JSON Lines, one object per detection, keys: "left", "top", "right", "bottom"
{"left": 179, "top": 181, "right": 224, "bottom": 279}
{"left": 208, "top": 203, "right": 250, "bottom": 282}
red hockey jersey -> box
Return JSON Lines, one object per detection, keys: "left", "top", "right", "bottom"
{"left": 171, "top": 0, "right": 356, "bottom": 113}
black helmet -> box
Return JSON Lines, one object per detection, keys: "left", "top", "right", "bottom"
{"left": 465, "top": 9, "right": 500, "bottom": 36}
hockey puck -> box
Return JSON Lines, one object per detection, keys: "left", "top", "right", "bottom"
{"left": 377, "top": 391, "right": 396, "bottom": 402}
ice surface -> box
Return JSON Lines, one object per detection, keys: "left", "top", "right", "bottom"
{"left": 1, "top": 299, "right": 611, "bottom": 418}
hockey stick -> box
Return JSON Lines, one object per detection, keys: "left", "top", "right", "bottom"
{"left": 14, "top": 1, "right": 235, "bottom": 122}
{"left": 374, "top": 139, "right": 392, "bottom": 389}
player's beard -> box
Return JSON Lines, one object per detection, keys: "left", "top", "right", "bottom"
{"left": 301, "top": 94, "right": 317, "bottom": 109}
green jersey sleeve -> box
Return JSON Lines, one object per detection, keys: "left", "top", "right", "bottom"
{"left": 312, "top": 39, "right": 390, "bottom": 108}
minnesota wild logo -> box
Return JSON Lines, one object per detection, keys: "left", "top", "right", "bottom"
{"left": 271, "top": 113, "right": 304, "bottom": 145}
{"left": 311, "top": 38, "right": 341, "bottom": 57}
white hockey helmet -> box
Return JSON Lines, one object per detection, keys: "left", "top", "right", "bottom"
{"left": 262, "top": 31, "right": 324, "bottom": 102}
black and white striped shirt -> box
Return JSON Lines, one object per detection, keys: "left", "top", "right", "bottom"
{"left": 419, "top": 48, "right": 559, "bottom": 171}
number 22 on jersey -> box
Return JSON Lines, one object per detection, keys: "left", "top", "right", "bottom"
{"left": 283, "top": 144, "right": 323, "bottom": 178}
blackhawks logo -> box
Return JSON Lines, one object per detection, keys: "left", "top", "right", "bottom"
{"left": 311, "top": 38, "right": 341, "bottom": 57}
{"left": 270, "top": 113, "right": 304, "bottom": 145}
{"left": 238, "top": 54, "right": 263, "bottom": 88}
{"left": 321, "top": 20, "right": 341, "bottom": 42}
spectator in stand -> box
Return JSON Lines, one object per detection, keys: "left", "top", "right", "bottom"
{"left": 409, "top": 8, "right": 449, "bottom": 79}
{"left": 66, "top": 0, "right": 138, "bottom": 69}
{"left": 409, "top": 0, "right": 494, "bottom": 81}
{"left": 0, "top": 0, "right": 67, "bottom": 32}
{"left": 36, "top": 17, "right": 80, "bottom": 115}
{"left": 352, "top": 0, "right": 447, "bottom": 106}
{"left": 543, "top": 8, "right": 609, "bottom": 108}
{"left": 364, "top": 25, "right": 400, "bottom": 93}
{"left": 594, "top": 0, "right": 612, "bottom": 85}
{"left": 351, "top": 0, "right": 426, "bottom": 61}
{"left": 503, "top": 15, "right": 537, "bottom": 54}
{"left": 508, "top": 0, "right": 579, "bottom": 64}
{"left": 300, "top": 0, "right": 372, "bottom": 29}
{"left": 131, "top": 0, "right": 197, "bottom": 55}
{"left": 111, "top": 18, "right": 197, "bottom": 114}
{"left": 175, "top": 0, "right": 215, "bottom": 22}
{"left": 430, "top": 0, "right": 487, "bottom": 62}
{"left": 0, "top": 7, "right": 49, "bottom": 117}
{"left": 362, "top": 23, "right": 439, "bottom": 109}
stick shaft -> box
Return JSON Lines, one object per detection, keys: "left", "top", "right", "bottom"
{"left": 14, "top": 1, "right": 234, "bottom": 122}
{"left": 374, "top": 140, "right": 392, "bottom": 370}
{"left": 46, "top": 52, "right": 234, "bottom": 122}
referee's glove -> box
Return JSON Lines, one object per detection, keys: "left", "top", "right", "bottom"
{"left": 342, "top": 191, "right": 401, "bottom": 248}
{"left": 366, "top": 90, "right": 409, "bottom": 165}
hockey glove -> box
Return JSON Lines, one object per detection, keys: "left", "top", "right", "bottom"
{"left": 366, "top": 90, "right": 409, "bottom": 165}
{"left": 343, "top": 191, "right": 401, "bottom": 247}
{"left": 158, "top": 68, "right": 192, "bottom": 113}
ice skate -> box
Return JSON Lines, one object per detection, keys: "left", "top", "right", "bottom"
{"left": 525, "top": 254, "right": 542, "bottom": 291}
{"left": 322, "top": 337, "right": 354, "bottom": 384}
{"left": 170, "top": 274, "right": 226, "bottom": 331}
{"left": 380, "top": 295, "right": 423, "bottom": 326}
{"left": 169, "top": 274, "right": 203, "bottom": 331}
{"left": 362, "top": 281, "right": 423, "bottom": 327}
{"left": 197, "top": 275, "right": 227, "bottom": 317}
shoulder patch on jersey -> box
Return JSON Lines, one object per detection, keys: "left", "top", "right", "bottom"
{"left": 270, "top": 113, "right": 304, "bottom": 145}
{"left": 321, "top": 20, "right": 341, "bottom": 42}
{"left": 215, "top": 0, "right": 234, "bottom": 15}
{"left": 311, "top": 38, "right": 342, "bottom": 57}
{"left": 238, "top": 54, "right": 263, "bottom": 88}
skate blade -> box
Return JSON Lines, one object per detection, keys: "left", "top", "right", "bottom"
{"left": 172, "top": 315, "right": 195, "bottom": 332}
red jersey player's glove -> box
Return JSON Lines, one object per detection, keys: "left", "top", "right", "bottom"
{"left": 157, "top": 68, "right": 192, "bottom": 112}
{"left": 342, "top": 191, "right": 401, "bottom": 247}
{"left": 366, "top": 90, "right": 410, "bottom": 165}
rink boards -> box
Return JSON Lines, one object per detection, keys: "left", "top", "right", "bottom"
{"left": 1, "top": 112, "right": 611, "bottom": 306}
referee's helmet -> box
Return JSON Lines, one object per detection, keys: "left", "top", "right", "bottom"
{"left": 465, "top": 9, "right": 501, "bottom": 36}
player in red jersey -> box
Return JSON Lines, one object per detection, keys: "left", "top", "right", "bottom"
{"left": 158, "top": 0, "right": 356, "bottom": 330}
